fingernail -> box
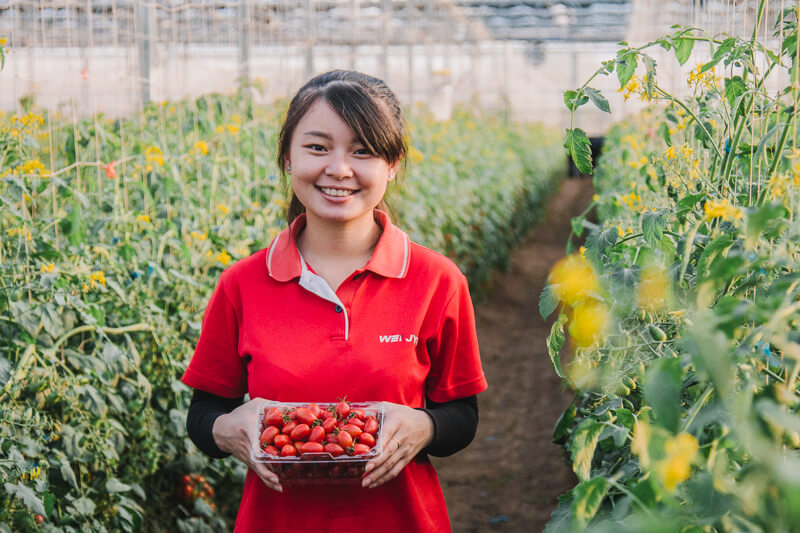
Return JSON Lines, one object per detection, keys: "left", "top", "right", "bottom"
{"left": 365, "top": 464, "right": 373, "bottom": 473}
{"left": 362, "top": 478, "right": 371, "bottom": 488}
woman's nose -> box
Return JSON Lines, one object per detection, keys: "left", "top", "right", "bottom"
{"left": 324, "top": 152, "right": 352, "bottom": 180}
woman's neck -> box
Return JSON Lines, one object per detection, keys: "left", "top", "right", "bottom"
{"left": 295, "top": 212, "right": 382, "bottom": 288}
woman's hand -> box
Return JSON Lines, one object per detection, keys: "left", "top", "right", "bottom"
{"left": 361, "top": 402, "right": 434, "bottom": 489}
{"left": 212, "top": 398, "right": 283, "bottom": 492}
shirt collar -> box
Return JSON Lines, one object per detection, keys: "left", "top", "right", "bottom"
{"left": 266, "top": 210, "right": 410, "bottom": 282}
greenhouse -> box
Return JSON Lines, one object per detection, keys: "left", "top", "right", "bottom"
{"left": 1, "top": 0, "right": 799, "bottom": 531}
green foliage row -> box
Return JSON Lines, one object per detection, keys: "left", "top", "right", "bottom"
{"left": 544, "top": 4, "right": 800, "bottom": 531}
{"left": 0, "top": 86, "right": 564, "bottom": 531}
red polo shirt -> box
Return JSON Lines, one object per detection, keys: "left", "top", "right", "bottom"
{"left": 182, "top": 210, "right": 487, "bottom": 533}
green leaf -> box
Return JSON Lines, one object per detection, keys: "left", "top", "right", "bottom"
{"left": 569, "top": 418, "right": 604, "bottom": 481}
{"left": 554, "top": 403, "right": 577, "bottom": 444}
{"left": 4, "top": 483, "right": 46, "bottom": 516}
{"left": 643, "top": 55, "right": 656, "bottom": 97}
{"left": 697, "top": 233, "right": 734, "bottom": 280}
{"left": 564, "top": 128, "right": 593, "bottom": 175}
{"left": 106, "top": 478, "right": 132, "bottom": 493}
{"left": 547, "top": 313, "right": 569, "bottom": 378}
{"left": 682, "top": 313, "right": 735, "bottom": 400}
{"left": 584, "top": 87, "right": 610, "bottom": 113}
{"left": 544, "top": 495, "right": 573, "bottom": 533}
{"left": 673, "top": 37, "right": 695, "bottom": 65}
{"left": 69, "top": 496, "right": 96, "bottom": 516}
{"left": 641, "top": 211, "right": 666, "bottom": 249}
{"left": 724, "top": 76, "right": 746, "bottom": 112}
{"left": 564, "top": 90, "right": 589, "bottom": 112}
{"left": 540, "top": 285, "right": 560, "bottom": 320}
{"left": 643, "top": 357, "right": 683, "bottom": 432}
{"left": 585, "top": 227, "right": 618, "bottom": 264}
{"left": 616, "top": 51, "right": 638, "bottom": 88}
{"left": 746, "top": 202, "right": 787, "bottom": 246}
{"left": 571, "top": 477, "right": 610, "bottom": 532}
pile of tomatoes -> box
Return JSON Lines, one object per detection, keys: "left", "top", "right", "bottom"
{"left": 177, "top": 473, "right": 216, "bottom": 509}
{"left": 258, "top": 400, "right": 381, "bottom": 459}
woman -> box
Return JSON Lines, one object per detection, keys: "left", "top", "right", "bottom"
{"left": 182, "top": 70, "right": 487, "bottom": 532}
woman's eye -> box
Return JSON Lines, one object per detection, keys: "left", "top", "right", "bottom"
{"left": 306, "top": 144, "right": 326, "bottom": 152}
{"left": 354, "top": 148, "right": 372, "bottom": 156}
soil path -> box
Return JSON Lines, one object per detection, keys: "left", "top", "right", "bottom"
{"left": 432, "top": 176, "right": 596, "bottom": 533}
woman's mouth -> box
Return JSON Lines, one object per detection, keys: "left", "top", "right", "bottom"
{"left": 318, "top": 186, "right": 357, "bottom": 197}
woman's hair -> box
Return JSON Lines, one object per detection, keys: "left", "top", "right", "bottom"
{"left": 277, "top": 70, "right": 407, "bottom": 223}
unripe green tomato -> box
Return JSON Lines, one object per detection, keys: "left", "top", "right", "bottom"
{"left": 648, "top": 325, "right": 668, "bottom": 342}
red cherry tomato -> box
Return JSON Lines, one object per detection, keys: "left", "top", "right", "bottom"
{"left": 325, "top": 433, "right": 339, "bottom": 444}
{"left": 290, "top": 423, "right": 311, "bottom": 441}
{"left": 294, "top": 407, "right": 317, "bottom": 426}
{"left": 351, "top": 408, "right": 366, "bottom": 419}
{"left": 324, "top": 443, "right": 345, "bottom": 457}
{"left": 259, "top": 425, "right": 280, "bottom": 448}
{"left": 347, "top": 417, "right": 365, "bottom": 429}
{"left": 358, "top": 432, "right": 376, "bottom": 447}
{"left": 363, "top": 417, "right": 379, "bottom": 434}
{"left": 322, "top": 417, "right": 338, "bottom": 432}
{"left": 307, "top": 403, "right": 323, "bottom": 418}
{"left": 273, "top": 434, "right": 291, "bottom": 449}
{"left": 265, "top": 407, "right": 284, "bottom": 428}
{"left": 353, "top": 443, "right": 371, "bottom": 455}
{"left": 341, "top": 424, "right": 363, "bottom": 438}
{"left": 281, "top": 420, "right": 298, "bottom": 435}
{"left": 280, "top": 444, "right": 296, "bottom": 457}
{"left": 320, "top": 409, "right": 334, "bottom": 420}
{"left": 335, "top": 401, "right": 351, "bottom": 420}
{"left": 301, "top": 441, "right": 324, "bottom": 454}
{"left": 308, "top": 425, "right": 325, "bottom": 443}
{"left": 337, "top": 430, "right": 353, "bottom": 448}
{"left": 263, "top": 445, "right": 280, "bottom": 456}
{"left": 104, "top": 161, "right": 117, "bottom": 179}
{"left": 294, "top": 441, "right": 305, "bottom": 454}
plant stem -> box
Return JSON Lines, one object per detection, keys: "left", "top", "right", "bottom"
{"left": 681, "top": 384, "right": 714, "bottom": 432}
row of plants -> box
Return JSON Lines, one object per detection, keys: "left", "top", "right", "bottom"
{"left": 0, "top": 65, "right": 565, "bottom": 530}
{"left": 544, "top": 3, "right": 800, "bottom": 531}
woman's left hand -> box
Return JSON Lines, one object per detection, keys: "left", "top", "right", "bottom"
{"left": 361, "top": 402, "right": 434, "bottom": 489}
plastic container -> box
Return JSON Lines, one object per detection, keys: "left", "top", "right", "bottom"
{"left": 250, "top": 400, "right": 385, "bottom": 485}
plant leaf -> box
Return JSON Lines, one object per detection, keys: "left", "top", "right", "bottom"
{"left": 673, "top": 37, "right": 695, "bottom": 65}
{"left": 4, "top": 483, "right": 46, "bottom": 516}
{"left": 569, "top": 419, "right": 604, "bottom": 481}
{"left": 571, "top": 477, "right": 610, "bottom": 532}
{"left": 564, "top": 128, "right": 593, "bottom": 175}
{"left": 641, "top": 210, "right": 666, "bottom": 249}
{"left": 584, "top": 87, "right": 610, "bottom": 113}
{"left": 547, "top": 313, "right": 569, "bottom": 378}
{"left": 540, "top": 284, "right": 560, "bottom": 320}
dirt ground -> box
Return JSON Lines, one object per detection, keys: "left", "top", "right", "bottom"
{"left": 432, "top": 176, "right": 596, "bottom": 533}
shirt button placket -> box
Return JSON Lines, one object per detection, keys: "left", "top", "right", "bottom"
{"left": 335, "top": 304, "right": 343, "bottom": 313}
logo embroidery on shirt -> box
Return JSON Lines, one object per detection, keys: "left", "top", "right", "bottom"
{"left": 378, "top": 334, "right": 418, "bottom": 345}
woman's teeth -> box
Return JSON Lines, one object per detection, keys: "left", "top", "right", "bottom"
{"left": 320, "top": 187, "right": 355, "bottom": 197}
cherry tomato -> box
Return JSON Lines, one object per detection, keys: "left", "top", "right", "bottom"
{"left": 320, "top": 409, "right": 335, "bottom": 420}
{"left": 281, "top": 420, "right": 298, "bottom": 435}
{"left": 324, "top": 443, "right": 345, "bottom": 457}
{"left": 337, "top": 430, "right": 354, "bottom": 448}
{"left": 341, "top": 424, "right": 363, "bottom": 438}
{"left": 104, "top": 161, "right": 117, "bottom": 179}
{"left": 178, "top": 484, "right": 194, "bottom": 501}
{"left": 263, "top": 445, "right": 280, "bottom": 456}
{"left": 259, "top": 425, "right": 280, "bottom": 448}
{"left": 325, "top": 433, "right": 339, "bottom": 444}
{"left": 308, "top": 425, "right": 325, "bottom": 443}
{"left": 274, "top": 434, "right": 291, "bottom": 449}
{"left": 180, "top": 474, "right": 191, "bottom": 485}
{"left": 294, "top": 441, "right": 305, "bottom": 454}
{"left": 34, "top": 514, "right": 45, "bottom": 524}
{"left": 280, "top": 444, "right": 296, "bottom": 457}
{"left": 307, "top": 403, "right": 323, "bottom": 418}
{"left": 322, "top": 417, "right": 338, "bottom": 432}
{"left": 294, "top": 407, "right": 316, "bottom": 426}
{"left": 351, "top": 408, "right": 366, "bottom": 419}
{"left": 290, "top": 423, "right": 311, "bottom": 441}
{"left": 335, "top": 401, "right": 351, "bottom": 420}
{"left": 347, "top": 417, "right": 365, "bottom": 429}
{"left": 358, "top": 432, "right": 376, "bottom": 447}
{"left": 353, "top": 443, "right": 371, "bottom": 455}
{"left": 265, "top": 407, "right": 285, "bottom": 428}
{"left": 301, "top": 441, "right": 324, "bottom": 454}
{"left": 363, "top": 417, "right": 379, "bottom": 434}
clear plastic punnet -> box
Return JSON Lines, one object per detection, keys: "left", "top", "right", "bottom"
{"left": 250, "top": 400, "right": 385, "bottom": 486}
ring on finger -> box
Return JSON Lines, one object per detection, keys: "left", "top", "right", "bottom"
{"left": 390, "top": 437, "right": 401, "bottom": 450}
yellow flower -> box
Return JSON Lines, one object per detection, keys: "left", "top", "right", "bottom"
{"left": 549, "top": 254, "right": 600, "bottom": 306}
{"left": 144, "top": 146, "right": 164, "bottom": 167}
{"left": 664, "top": 146, "right": 676, "bottom": 160}
{"left": 579, "top": 246, "right": 587, "bottom": 260}
{"left": 619, "top": 77, "right": 640, "bottom": 101}
{"left": 656, "top": 433, "right": 698, "bottom": 492}
{"left": 40, "top": 262, "right": 55, "bottom": 273}
{"left": 0, "top": 38, "right": 6, "bottom": 46}
{"left": 137, "top": 214, "right": 151, "bottom": 224}
{"left": 569, "top": 301, "right": 610, "bottom": 348}
{"left": 88, "top": 270, "right": 106, "bottom": 288}
{"left": 638, "top": 264, "right": 671, "bottom": 309}
{"left": 190, "top": 230, "right": 208, "bottom": 241}
{"left": 216, "top": 203, "right": 229, "bottom": 215}
{"left": 192, "top": 140, "right": 210, "bottom": 156}
{"left": 215, "top": 250, "right": 232, "bottom": 266}
{"left": 19, "top": 159, "right": 46, "bottom": 175}
{"left": 704, "top": 198, "right": 742, "bottom": 221}
{"left": 408, "top": 145, "right": 424, "bottom": 164}
{"left": 226, "top": 124, "right": 240, "bottom": 135}
{"left": 592, "top": 194, "right": 600, "bottom": 202}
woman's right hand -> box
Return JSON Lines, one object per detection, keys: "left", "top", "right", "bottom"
{"left": 212, "top": 398, "right": 283, "bottom": 492}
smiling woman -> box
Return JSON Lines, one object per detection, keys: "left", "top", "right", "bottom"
{"left": 182, "top": 70, "right": 488, "bottom": 533}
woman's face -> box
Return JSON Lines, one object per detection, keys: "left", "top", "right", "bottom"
{"left": 286, "top": 98, "right": 397, "bottom": 228}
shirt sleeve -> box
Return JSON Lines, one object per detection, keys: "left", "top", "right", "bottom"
{"left": 425, "top": 273, "right": 488, "bottom": 403}
{"left": 181, "top": 273, "right": 249, "bottom": 398}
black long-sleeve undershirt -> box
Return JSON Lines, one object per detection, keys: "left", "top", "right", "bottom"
{"left": 186, "top": 389, "right": 479, "bottom": 459}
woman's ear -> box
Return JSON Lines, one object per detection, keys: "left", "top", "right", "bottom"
{"left": 284, "top": 158, "right": 292, "bottom": 173}
{"left": 387, "top": 160, "right": 400, "bottom": 181}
